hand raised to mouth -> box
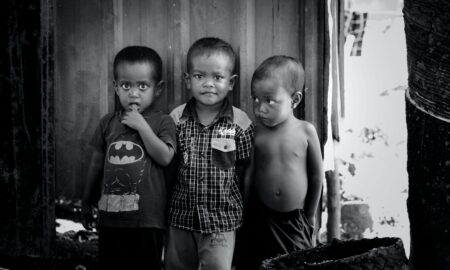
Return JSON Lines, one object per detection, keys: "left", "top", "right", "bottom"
{"left": 121, "top": 105, "right": 147, "bottom": 131}
{"left": 130, "top": 104, "right": 139, "bottom": 112}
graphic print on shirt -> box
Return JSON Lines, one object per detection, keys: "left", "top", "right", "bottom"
{"left": 98, "top": 140, "right": 147, "bottom": 212}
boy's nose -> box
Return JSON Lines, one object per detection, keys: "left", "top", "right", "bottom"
{"left": 129, "top": 87, "right": 139, "bottom": 97}
{"left": 202, "top": 78, "right": 214, "bottom": 88}
{"left": 256, "top": 103, "right": 268, "bottom": 114}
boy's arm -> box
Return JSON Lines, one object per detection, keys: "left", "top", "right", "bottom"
{"left": 304, "top": 123, "right": 324, "bottom": 227}
{"left": 122, "top": 107, "right": 175, "bottom": 166}
{"left": 137, "top": 122, "right": 175, "bottom": 166}
{"left": 236, "top": 122, "right": 254, "bottom": 213}
{"left": 241, "top": 149, "right": 254, "bottom": 209}
{"left": 82, "top": 149, "right": 105, "bottom": 230}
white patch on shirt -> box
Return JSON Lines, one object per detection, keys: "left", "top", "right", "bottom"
{"left": 218, "top": 127, "right": 236, "bottom": 137}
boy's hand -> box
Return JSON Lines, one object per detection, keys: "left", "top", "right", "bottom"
{"left": 121, "top": 105, "right": 148, "bottom": 131}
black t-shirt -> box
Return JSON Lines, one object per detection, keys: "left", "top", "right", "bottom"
{"left": 90, "top": 110, "right": 176, "bottom": 228}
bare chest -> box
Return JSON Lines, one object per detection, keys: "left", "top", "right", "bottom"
{"left": 254, "top": 128, "right": 307, "bottom": 161}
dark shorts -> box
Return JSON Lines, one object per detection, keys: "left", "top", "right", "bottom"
{"left": 98, "top": 226, "right": 164, "bottom": 270}
{"left": 236, "top": 195, "right": 315, "bottom": 269}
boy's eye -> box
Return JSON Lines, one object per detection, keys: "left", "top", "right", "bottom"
{"left": 267, "top": 99, "right": 275, "bottom": 105}
{"left": 193, "top": 74, "right": 203, "bottom": 80}
{"left": 252, "top": 97, "right": 260, "bottom": 103}
{"left": 138, "top": 83, "right": 149, "bottom": 90}
{"left": 120, "top": 82, "right": 131, "bottom": 90}
{"left": 214, "top": 75, "right": 224, "bottom": 81}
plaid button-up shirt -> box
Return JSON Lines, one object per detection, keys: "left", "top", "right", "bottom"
{"left": 169, "top": 98, "right": 254, "bottom": 233}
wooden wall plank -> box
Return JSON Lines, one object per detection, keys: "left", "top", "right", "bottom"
{"left": 301, "top": 0, "right": 327, "bottom": 144}
{"left": 277, "top": 0, "right": 300, "bottom": 56}
{"left": 55, "top": 0, "right": 113, "bottom": 198}
{"left": 139, "top": 0, "right": 169, "bottom": 111}
{"left": 255, "top": 0, "right": 274, "bottom": 66}
{"left": 0, "top": 0, "right": 55, "bottom": 258}
{"left": 255, "top": 0, "right": 300, "bottom": 66}
{"left": 121, "top": 1, "right": 141, "bottom": 46}
{"left": 233, "top": 0, "right": 255, "bottom": 114}
{"left": 167, "top": 0, "right": 191, "bottom": 110}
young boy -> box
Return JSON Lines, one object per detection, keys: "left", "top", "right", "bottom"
{"left": 244, "top": 55, "right": 323, "bottom": 269}
{"left": 165, "top": 37, "right": 254, "bottom": 270}
{"left": 82, "top": 46, "right": 176, "bottom": 269}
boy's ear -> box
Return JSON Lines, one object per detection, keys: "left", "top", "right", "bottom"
{"left": 113, "top": 80, "right": 119, "bottom": 94}
{"left": 154, "top": 80, "right": 164, "bottom": 97}
{"left": 229, "top": 74, "right": 238, "bottom": 90}
{"left": 291, "top": 91, "right": 303, "bottom": 109}
{"left": 184, "top": 72, "right": 191, "bottom": 90}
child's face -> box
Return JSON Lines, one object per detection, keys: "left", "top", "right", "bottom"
{"left": 114, "top": 62, "right": 162, "bottom": 112}
{"left": 251, "top": 77, "right": 296, "bottom": 127}
{"left": 186, "top": 53, "right": 236, "bottom": 108}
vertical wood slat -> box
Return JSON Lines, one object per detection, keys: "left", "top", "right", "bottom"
{"left": 300, "top": 0, "right": 328, "bottom": 234}
{"left": 326, "top": 0, "right": 341, "bottom": 241}
{"left": 338, "top": 0, "right": 345, "bottom": 118}
{"left": 113, "top": 0, "right": 123, "bottom": 111}
{"left": 121, "top": 1, "right": 141, "bottom": 46}
{"left": 234, "top": 0, "right": 255, "bottom": 114}
{"left": 255, "top": 0, "right": 274, "bottom": 66}
{"left": 167, "top": 0, "right": 190, "bottom": 110}
{"left": 40, "top": 0, "right": 56, "bottom": 257}
{"left": 141, "top": 0, "right": 169, "bottom": 111}
{"left": 55, "top": 0, "right": 113, "bottom": 197}
{"left": 301, "top": 0, "right": 327, "bottom": 146}
{"left": 0, "top": 0, "right": 55, "bottom": 257}
{"left": 102, "top": 0, "right": 115, "bottom": 113}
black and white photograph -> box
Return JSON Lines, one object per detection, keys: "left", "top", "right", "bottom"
{"left": 0, "top": 0, "right": 449, "bottom": 269}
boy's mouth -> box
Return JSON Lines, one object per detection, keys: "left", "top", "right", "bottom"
{"left": 257, "top": 116, "right": 273, "bottom": 125}
{"left": 201, "top": 91, "right": 217, "bottom": 95}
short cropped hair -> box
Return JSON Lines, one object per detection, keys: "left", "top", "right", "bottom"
{"left": 251, "top": 55, "right": 305, "bottom": 94}
{"left": 113, "top": 46, "right": 163, "bottom": 82}
{"left": 186, "top": 37, "right": 236, "bottom": 73}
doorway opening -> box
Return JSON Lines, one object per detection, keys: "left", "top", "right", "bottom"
{"left": 322, "top": 0, "right": 410, "bottom": 256}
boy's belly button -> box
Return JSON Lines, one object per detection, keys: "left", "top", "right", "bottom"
{"left": 275, "top": 189, "right": 281, "bottom": 196}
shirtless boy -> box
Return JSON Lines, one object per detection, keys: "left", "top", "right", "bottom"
{"left": 244, "top": 55, "right": 323, "bottom": 268}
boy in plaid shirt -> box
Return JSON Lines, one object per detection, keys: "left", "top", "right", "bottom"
{"left": 165, "top": 37, "right": 254, "bottom": 270}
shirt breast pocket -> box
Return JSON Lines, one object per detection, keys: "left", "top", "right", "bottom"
{"left": 211, "top": 138, "right": 236, "bottom": 169}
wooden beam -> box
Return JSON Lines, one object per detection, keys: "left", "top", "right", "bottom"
{"left": 0, "top": 0, "right": 55, "bottom": 257}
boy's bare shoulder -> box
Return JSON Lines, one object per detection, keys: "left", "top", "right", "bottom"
{"left": 293, "top": 119, "right": 318, "bottom": 138}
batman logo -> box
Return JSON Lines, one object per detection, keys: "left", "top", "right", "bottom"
{"left": 107, "top": 140, "right": 144, "bottom": 165}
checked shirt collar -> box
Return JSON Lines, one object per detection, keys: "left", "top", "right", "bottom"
{"left": 181, "top": 97, "right": 234, "bottom": 125}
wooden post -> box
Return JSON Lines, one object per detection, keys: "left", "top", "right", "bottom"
{"left": 404, "top": 0, "right": 450, "bottom": 268}
{"left": 326, "top": 168, "right": 341, "bottom": 241}
{"left": 300, "top": 0, "right": 329, "bottom": 238}
{"left": 324, "top": 0, "right": 342, "bottom": 242}
{"left": 0, "top": 0, "right": 55, "bottom": 258}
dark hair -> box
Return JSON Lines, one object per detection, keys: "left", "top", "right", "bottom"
{"left": 251, "top": 55, "right": 305, "bottom": 94}
{"left": 113, "top": 46, "right": 163, "bottom": 82}
{"left": 186, "top": 37, "right": 236, "bottom": 73}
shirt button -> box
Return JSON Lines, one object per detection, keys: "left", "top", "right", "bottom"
{"left": 199, "top": 176, "right": 204, "bottom": 182}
